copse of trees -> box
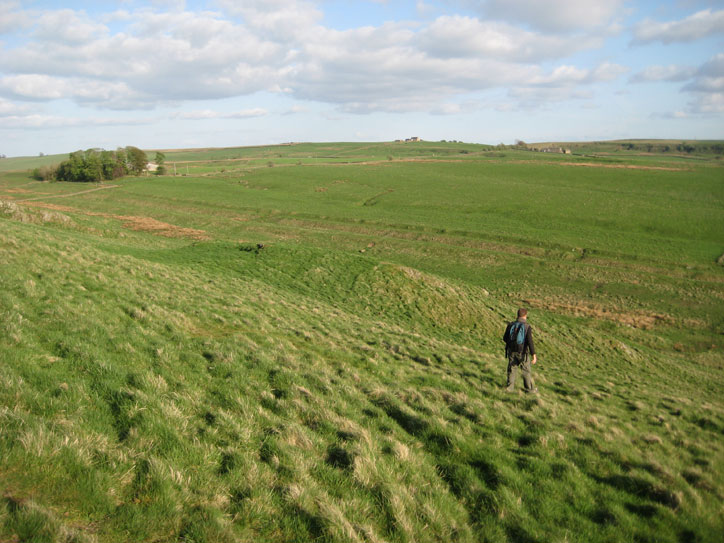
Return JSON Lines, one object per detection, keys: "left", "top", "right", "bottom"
{"left": 33, "top": 146, "right": 149, "bottom": 182}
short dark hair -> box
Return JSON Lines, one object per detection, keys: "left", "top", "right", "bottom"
{"left": 517, "top": 308, "right": 528, "bottom": 318}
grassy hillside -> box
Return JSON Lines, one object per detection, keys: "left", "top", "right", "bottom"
{"left": 1, "top": 142, "right": 723, "bottom": 542}
{"left": 0, "top": 153, "right": 67, "bottom": 173}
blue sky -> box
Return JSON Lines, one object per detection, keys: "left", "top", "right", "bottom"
{"left": 0, "top": 0, "right": 722, "bottom": 156}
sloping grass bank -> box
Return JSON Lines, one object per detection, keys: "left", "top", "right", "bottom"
{"left": 1, "top": 214, "right": 723, "bottom": 542}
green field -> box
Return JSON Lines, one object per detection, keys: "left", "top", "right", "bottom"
{"left": 1, "top": 141, "right": 723, "bottom": 542}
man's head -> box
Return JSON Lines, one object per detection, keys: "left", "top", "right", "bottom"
{"left": 517, "top": 307, "right": 528, "bottom": 319}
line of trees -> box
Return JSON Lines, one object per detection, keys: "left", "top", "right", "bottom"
{"left": 621, "top": 141, "right": 724, "bottom": 155}
{"left": 33, "top": 146, "right": 149, "bottom": 182}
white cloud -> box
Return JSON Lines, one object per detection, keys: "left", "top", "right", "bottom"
{"left": 528, "top": 62, "right": 626, "bottom": 86}
{"left": 283, "top": 104, "right": 309, "bottom": 115}
{"left": 0, "top": 74, "right": 151, "bottom": 109}
{"left": 633, "top": 9, "right": 724, "bottom": 44}
{"left": 0, "top": 3, "right": 628, "bottom": 116}
{"left": 683, "top": 54, "right": 724, "bottom": 113}
{"left": 591, "top": 62, "right": 628, "bottom": 82}
{"left": 225, "top": 108, "right": 268, "bottom": 118}
{"left": 0, "top": 1, "right": 29, "bottom": 34}
{"left": 687, "top": 93, "right": 724, "bottom": 113}
{"left": 630, "top": 64, "right": 697, "bottom": 83}
{"left": 0, "top": 74, "right": 65, "bottom": 100}
{"left": 176, "top": 108, "right": 268, "bottom": 119}
{"left": 505, "top": 62, "right": 625, "bottom": 109}
{"left": 150, "top": 0, "right": 186, "bottom": 9}
{"left": 416, "top": 1, "right": 437, "bottom": 18}
{"left": 415, "top": 15, "right": 601, "bottom": 62}
{"left": 0, "top": 8, "right": 287, "bottom": 108}
{"left": 684, "top": 54, "right": 724, "bottom": 93}
{"left": 0, "top": 97, "right": 31, "bottom": 116}
{"left": 32, "top": 9, "right": 109, "bottom": 45}
{"left": 215, "top": 0, "right": 322, "bottom": 42}
{"left": 462, "top": 0, "right": 625, "bottom": 33}
{"left": 0, "top": 113, "right": 152, "bottom": 130}
{"left": 285, "top": 16, "right": 618, "bottom": 112}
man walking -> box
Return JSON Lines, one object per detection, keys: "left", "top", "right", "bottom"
{"left": 503, "top": 308, "right": 538, "bottom": 393}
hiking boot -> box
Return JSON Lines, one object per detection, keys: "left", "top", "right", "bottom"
{"left": 525, "top": 387, "right": 539, "bottom": 394}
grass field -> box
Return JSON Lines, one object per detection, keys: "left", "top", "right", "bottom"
{"left": 1, "top": 141, "right": 723, "bottom": 542}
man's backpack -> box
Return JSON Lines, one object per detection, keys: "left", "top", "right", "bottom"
{"left": 507, "top": 321, "right": 527, "bottom": 354}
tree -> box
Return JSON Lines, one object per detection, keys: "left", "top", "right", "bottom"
{"left": 125, "top": 146, "right": 148, "bottom": 175}
{"left": 32, "top": 166, "right": 57, "bottom": 181}
{"left": 154, "top": 151, "right": 167, "bottom": 175}
{"left": 56, "top": 150, "right": 102, "bottom": 182}
{"left": 100, "top": 150, "right": 127, "bottom": 179}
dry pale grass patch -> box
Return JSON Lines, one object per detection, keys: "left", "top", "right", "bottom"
{"left": 314, "top": 495, "right": 365, "bottom": 543}
{"left": 641, "top": 433, "right": 663, "bottom": 445}
{"left": 18, "top": 425, "right": 57, "bottom": 459}
{"left": 282, "top": 425, "right": 314, "bottom": 451}
{"left": 21, "top": 201, "right": 210, "bottom": 240}
{"left": 525, "top": 297, "right": 678, "bottom": 329}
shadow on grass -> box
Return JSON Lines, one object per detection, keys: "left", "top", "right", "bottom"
{"left": 469, "top": 458, "right": 501, "bottom": 490}
{"left": 107, "top": 389, "right": 137, "bottom": 442}
{"left": 371, "top": 395, "right": 429, "bottom": 437}
{"left": 326, "top": 445, "right": 355, "bottom": 470}
{"left": 624, "top": 502, "right": 658, "bottom": 518}
{"left": 288, "top": 506, "right": 326, "bottom": 541}
{"left": 505, "top": 523, "right": 541, "bottom": 543}
{"left": 597, "top": 474, "right": 680, "bottom": 509}
{"left": 590, "top": 507, "right": 617, "bottom": 525}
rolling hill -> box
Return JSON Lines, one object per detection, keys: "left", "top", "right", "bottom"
{"left": 1, "top": 141, "right": 723, "bottom": 542}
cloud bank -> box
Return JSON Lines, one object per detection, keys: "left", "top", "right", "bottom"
{"left": 0, "top": 0, "right": 721, "bottom": 154}
{"left": 0, "top": 1, "right": 627, "bottom": 115}
{"left": 633, "top": 9, "right": 724, "bottom": 44}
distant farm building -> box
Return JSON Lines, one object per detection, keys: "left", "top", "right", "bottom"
{"left": 532, "top": 147, "right": 571, "bottom": 154}
{"left": 404, "top": 137, "right": 421, "bottom": 143}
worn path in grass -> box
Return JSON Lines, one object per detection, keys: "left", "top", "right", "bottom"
{"left": 14, "top": 184, "right": 119, "bottom": 202}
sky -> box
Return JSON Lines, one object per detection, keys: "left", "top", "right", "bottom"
{"left": 0, "top": 0, "right": 723, "bottom": 156}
